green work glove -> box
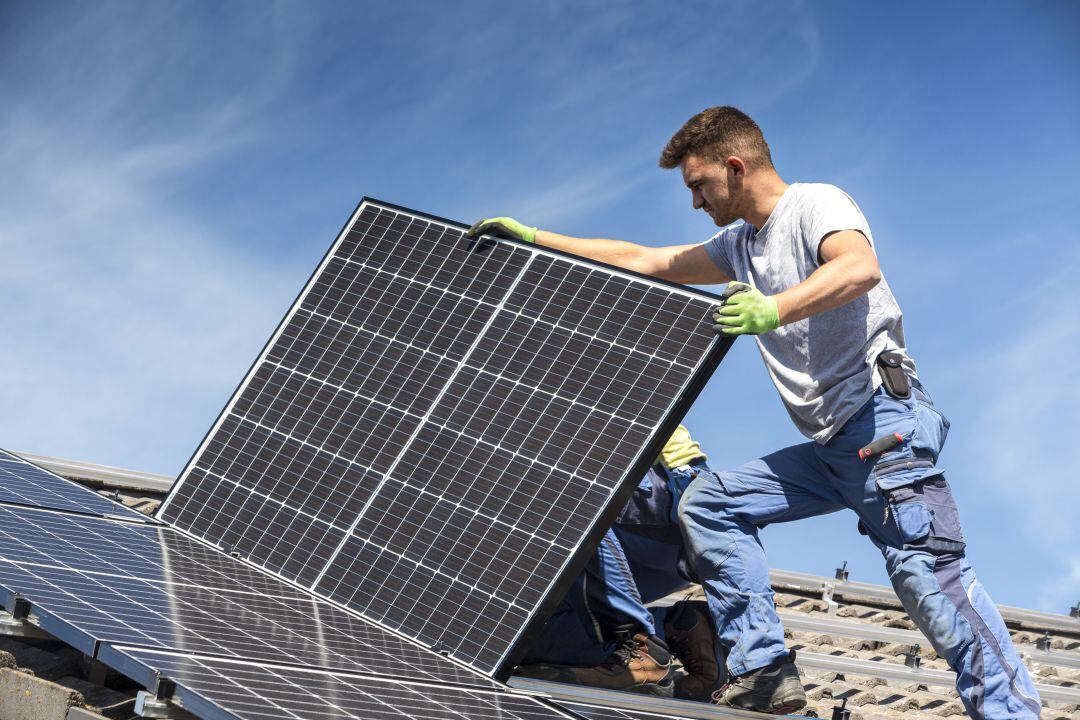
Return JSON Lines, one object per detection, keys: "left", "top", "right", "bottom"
{"left": 465, "top": 216, "right": 537, "bottom": 243}
{"left": 713, "top": 282, "right": 780, "bottom": 335}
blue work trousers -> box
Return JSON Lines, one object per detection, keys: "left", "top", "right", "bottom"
{"left": 679, "top": 386, "right": 1041, "bottom": 719}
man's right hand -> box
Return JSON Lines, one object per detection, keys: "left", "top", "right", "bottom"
{"left": 465, "top": 217, "right": 537, "bottom": 244}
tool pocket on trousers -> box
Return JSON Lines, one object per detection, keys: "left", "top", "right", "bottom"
{"left": 877, "top": 472, "right": 966, "bottom": 554}
{"left": 892, "top": 499, "right": 932, "bottom": 544}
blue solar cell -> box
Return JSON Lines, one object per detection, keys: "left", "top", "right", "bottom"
{"left": 0, "top": 449, "right": 146, "bottom": 519}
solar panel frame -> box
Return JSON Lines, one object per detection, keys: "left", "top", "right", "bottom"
{"left": 553, "top": 702, "right": 719, "bottom": 720}
{"left": 156, "top": 198, "right": 734, "bottom": 678}
{"left": 0, "top": 449, "right": 149, "bottom": 521}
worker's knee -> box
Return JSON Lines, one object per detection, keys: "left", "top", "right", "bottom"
{"left": 676, "top": 470, "right": 733, "bottom": 529}
{"left": 888, "top": 550, "right": 974, "bottom": 668}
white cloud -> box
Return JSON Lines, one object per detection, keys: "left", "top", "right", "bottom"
{"left": 959, "top": 253, "right": 1080, "bottom": 611}
{"left": 0, "top": 6, "right": 314, "bottom": 473}
{"left": 1037, "top": 555, "right": 1080, "bottom": 616}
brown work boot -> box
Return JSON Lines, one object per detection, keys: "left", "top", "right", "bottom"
{"left": 664, "top": 600, "right": 723, "bottom": 701}
{"left": 712, "top": 650, "right": 807, "bottom": 714}
{"left": 517, "top": 630, "right": 674, "bottom": 696}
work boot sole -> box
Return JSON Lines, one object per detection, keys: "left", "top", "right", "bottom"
{"left": 719, "top": 686, "right": 807, "bottom": 714}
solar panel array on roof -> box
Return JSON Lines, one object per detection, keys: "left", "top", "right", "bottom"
{"left": 0, "top": 449, "right": 146, "bottom": 520}
{"left": 157, "top": 200, "right": 726, "bottom": 675}
{"left": 101, "top": 646, "right": 575, "bottom": 720}
{"left": 0, "top": 505, "right": 494, "bottom": 688}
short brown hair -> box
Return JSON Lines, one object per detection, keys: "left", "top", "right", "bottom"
{"left": 659, "top": 106, "right": 773, "bottom": 170}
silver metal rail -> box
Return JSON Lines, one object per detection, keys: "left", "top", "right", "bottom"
{"left": 780, "top": 610, "right": 921, "bottom": 644}
{"left": 779, "top": 611, "right": 1080, "bottom": 670}
{"left": 11, "top": 451, "right": 174, "bottom": 494}
{"left": 509, "top": 677, "right": 784, "bottom": 719}
{"left": 770, "top": 569, "right": 1080, "bottom": 635}
{"left": 797, "top": 651, "right": 1080, "bottom": 705}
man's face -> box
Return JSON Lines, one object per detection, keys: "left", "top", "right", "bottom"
{"left": 680, "top": 154, "right": 740, "bottom": 227}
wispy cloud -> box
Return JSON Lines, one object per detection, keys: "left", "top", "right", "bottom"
{"left": 957, "top": 250, "right": 1080, "bottom": 611}
{"left": 0, "top": 4, "right": 318, "bottom": 473}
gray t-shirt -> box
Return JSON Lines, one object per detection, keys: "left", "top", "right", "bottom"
{"left": 703, "top": 183, "right": 916, "bottom": 443}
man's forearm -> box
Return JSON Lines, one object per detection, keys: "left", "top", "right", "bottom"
{"left": 534, "top": 230, "right": 655, "bottom": 274}
{"left": 774, "top": 252, "right": 881, "bottom": 325}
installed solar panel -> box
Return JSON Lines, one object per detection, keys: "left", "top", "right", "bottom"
{"left": 0, "top": 449, "right": 146, "bottom": 520}
{"left": 158, "top": 199, "right": 728, "bottom": 675}
{"left": 100, "top": 646, "right": 574, "bottom": 720}
{"left": 552, "top": 701, "right": 722, "bottom": 720}
{"left": 0, "top": 505, "right": 493, "bottom": 688}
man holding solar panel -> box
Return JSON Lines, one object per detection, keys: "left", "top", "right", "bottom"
{"left": 468, "top": 106, "right": 1038, "bottom": 719}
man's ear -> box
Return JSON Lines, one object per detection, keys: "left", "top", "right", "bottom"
{"left": 726, "top": 156, "right": 747, "bottom": 177}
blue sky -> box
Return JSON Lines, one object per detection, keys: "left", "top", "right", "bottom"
{"left": 2, "top": 1, "right": 1077, "bottom": 612}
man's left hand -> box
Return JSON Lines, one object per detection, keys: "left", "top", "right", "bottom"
{"left": 713, "top": 282, "right": 780, "bottom": 335}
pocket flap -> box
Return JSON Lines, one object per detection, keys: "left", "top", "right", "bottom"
{"left": 873, "top": 457, "right": 936, "bottom": 491}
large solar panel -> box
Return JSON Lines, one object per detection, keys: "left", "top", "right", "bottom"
{"left": 99, "top": 646, "right": 575, "bottom": 720}
{"left": 0, "top": 449, "right": 146, "bottom": 520}
{"left": 158, "top": 199, "right": 728, "bottom": 675}
{"left": 0, "top": 505, "right": 493, "bottom": 688}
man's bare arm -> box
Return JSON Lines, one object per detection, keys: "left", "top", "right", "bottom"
{"left": 535, "top": 230, "right": 732, "bottom": 285}
{"left": 773, "top": 230, "right": 881, "bottom": 325}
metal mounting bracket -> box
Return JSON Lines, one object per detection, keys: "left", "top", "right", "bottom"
{"left": 0, "top": 596, "right": 52, "bottom": 640}
{"left": 821, "top": 581, "right": 839, "bottom": 616}
{"left": 135, "top": 677, "right": 194, "bottom": 719}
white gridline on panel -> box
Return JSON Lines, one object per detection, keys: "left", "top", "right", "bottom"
{"left": 6, "top": 559, "right": 299, "bottom": 600}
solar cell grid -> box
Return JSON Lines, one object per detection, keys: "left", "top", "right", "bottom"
{"left": 0, "top": 449, "right": 146, "bottom": 520}
{"left": 316, "top": 248, "right": 718, "bottom": 670}
{"left": 159, "top": 199, "right": 726, "bottom": 674}
{"left": 0, "top": 506, "right": 496, "bottom": 688}
{"left": 0, "top": 505, "right": 300, "bottom": 595}
{"left": 163, "top": 204, "right": 534, "bottom": 588}
{"left": 101, "top": 647, "right": 572, "bottom": 720}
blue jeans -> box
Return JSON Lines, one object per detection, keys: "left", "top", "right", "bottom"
{"left": 679, "top": 386, "right": 1041, "bottom": 719}
{"left": 521, "top": 465, "right": 701, "bottom": 666}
